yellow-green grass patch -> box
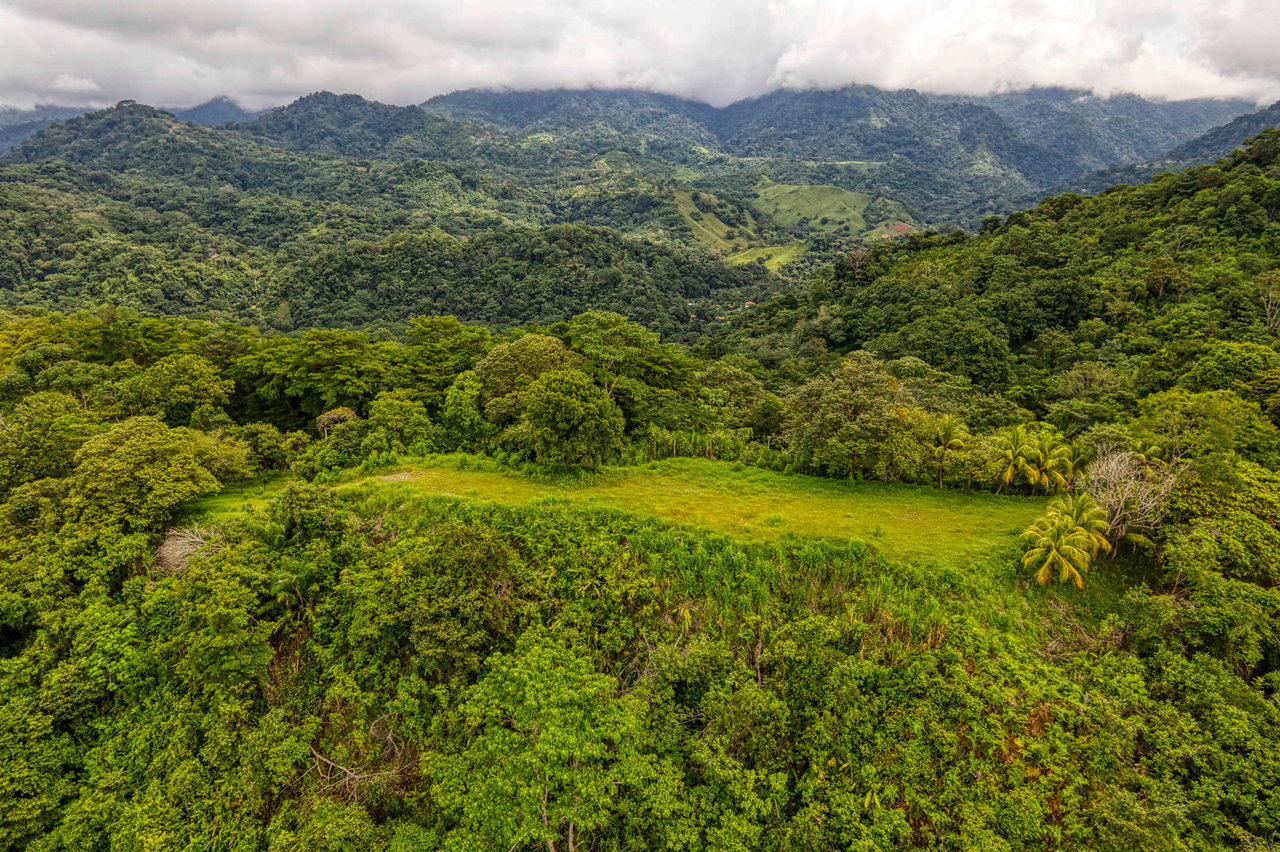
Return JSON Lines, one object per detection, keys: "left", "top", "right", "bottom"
{"left": 355, "top": 458, "right": 1044, "bottom": 567}
{"left": 726, "top": 243, "right": 806, "bottom": 271}
{"left": 751, "top": 183, "right": 872, "bottom": 233}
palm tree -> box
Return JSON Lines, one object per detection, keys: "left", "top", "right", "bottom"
{"left": 1028, "top": 433, "right": 1072, "bottom": 495}
{"left": 1058, "top": 443, "right": 1088, "bottom": 491}
{"left": 995, "top": 425, "right": 1035, "bottom": 493}
{"left": 1133, "top": 441, "right": 1167, "bottom": 476}
{"left": 1021, "top": 513, "right": 1094, "bottom": 588}
{"left": 1050, "top": 492, "right": 1112, "bottom": 558}
{"left": 933, "top": 414, "right": 967, "bottom": 489}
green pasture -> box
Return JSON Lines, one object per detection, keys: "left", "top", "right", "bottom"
{"left": 725, "top": 243, "right": 806, "bottom": 271}
{"left": 187, "top": 458, "right": 1044, "bottom": 567}
{"left": 367, "top": 458, "right": 1042, "bottom": 565}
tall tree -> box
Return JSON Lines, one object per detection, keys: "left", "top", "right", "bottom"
{"left": 430, "top": 632, "right": 652, "bottom": 852}
{"left": 521, "top": 370, "right": 624, "bottom": 468}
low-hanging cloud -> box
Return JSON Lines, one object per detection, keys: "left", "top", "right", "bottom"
{"left": 1, "top": 0, "right": 1278, "bottom": 110}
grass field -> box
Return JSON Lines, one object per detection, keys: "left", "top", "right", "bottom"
{"left": 355, "top": 458, "right": 1043, "bottom": 566}
{"left": 725, "top": 243, "right": 807, "bottom": 271}
{"left": 185, "top": 459, "right": 1044, "bottom": 566}
{"left": 182, "top": 476, "right": 290, "bottom": 522}
{"left": 672, "top": 189, "right": 755, "bottom": 253}
{"left": 751, "top": 183, "right": 872, "bottom": 233}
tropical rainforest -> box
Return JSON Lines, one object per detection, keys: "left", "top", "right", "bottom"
{"left": 0, "top": 89, "right": 1278, "bottom": 851}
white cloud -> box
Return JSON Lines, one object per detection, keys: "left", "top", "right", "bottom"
{"left": 0, "top": 0, "right": 1277, "bottom": 110}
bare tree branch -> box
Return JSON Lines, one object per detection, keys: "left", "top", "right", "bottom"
{"left": 1085, "top": 447, "right": 1184, "bottom": 546}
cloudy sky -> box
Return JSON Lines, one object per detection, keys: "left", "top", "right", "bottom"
{"left": 2, "top": 0, "right": 1279, "bottom": 110}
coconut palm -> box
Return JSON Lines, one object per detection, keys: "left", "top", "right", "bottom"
{"left": 933, "top": 414, "right": 967, "bottom": 489}
{"left": 1058, "top": 443, "right": 1088, "bottom": 491}
{"left": 1049, "top": 492, "right": 1112, "bottom": 558}
{"left": 995, "top": 425, "right": 1035, "bottom": 493}
{"left": 1027, "top": 433, "right": 1072, "bottom": 494}
{"left": 1133, "top": 441, "right": 1167, "bottom": 476}
{"left": 1021, "top": 513, "right": 1094, "bottom": 588}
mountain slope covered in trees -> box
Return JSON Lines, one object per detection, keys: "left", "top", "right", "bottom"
{"left": 0, "top": 102, "right": 773, "bottom": 338}
{"left": 944, "top": 87, "right": 1254, "bottom": 174}
{"left": 422, "top": 85, "right": 1253, "bottom": 221}
{"left": 1056, "top": 98, "right": 1280, "bottom": 196}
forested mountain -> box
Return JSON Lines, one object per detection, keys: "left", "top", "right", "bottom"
{"left": 0, "top": 103, "right": 772, "bottom": 338}
{"left": 424, "top": 85, "right": 1255, "bottom": 221}
{"left": 0, "top": 99, "right": 262, "bottom": 154}
{"left": 942, "top": 87, "right": 1252, "bottom": 173}
{"left": 1056, "top": 99, "right": 1280, "bottom": 196}
{"left": 1, "top": 89, "right": 1271, "bottom": 341}
{"left": 1, "top": 87, "right": 1259, "bottom": 230}
{"left": 1, "top": 132, "right": 1279, "bottom": 850}
{"left": 173, "top": 96, "right": 264, "bottom": 126}
{"left": 1163, "top": 99, "right": 1280, "bottom": 163}
{"left": 0, "top": 106, "right": 87, "bottom": 154}
{"left": 712, "top": 130, "right": 1280, "bottom": 424}
{"left": 240, "top": 91, "right": 484, "bottom": 160}
{"left": 421, "top": 88, "right": 721, "bottom": 154}
{"left": 0, "top": 105, "right": 85, "bottom": 130}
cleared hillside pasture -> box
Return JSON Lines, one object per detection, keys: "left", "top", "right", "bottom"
{"left": 362, "top": 457, "right": 1042, "bottom": 565}
{"left": 726, "top": 243, "right": 807, "bottom": 271}
{"left": 751, "top": 182, "right": 872, "bottom": 232}
{"left": 672, "top": 188, "right": 755, "bottom": 253}
{"left": 188, "top": 458, "right": 1042, "bottom": 566}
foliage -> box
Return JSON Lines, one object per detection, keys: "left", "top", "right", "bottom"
{"left": 1021, "top": 492, "right": 1111, "bottom": 588}
{"left": 520, "top": 370, "right": 625, "bottom": 468}
{"left": 0, "top": 89, "right": 1278, "bottom": 852}
{"left": 67, "top": 415, "right": 250, "bottom": 528}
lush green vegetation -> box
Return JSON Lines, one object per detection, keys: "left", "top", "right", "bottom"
{"left": 423, "top": 86, "right": 1249, "bottom": 222}
{"left": 0, "top": 93, "right": 1278, "bottom": 851}
{"left": 0, "top": 103, "right": 778, "bottom": 339}
{"left": 259, "top": 456, "right": 1040, "bottom": 564}
{"left": 1059, "top": 98, "right": 1280, "bottom": 197}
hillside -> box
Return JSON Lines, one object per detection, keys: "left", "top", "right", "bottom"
{"left": 0, "top": 99, "right": 263, "bottom": 154}
{"left": 239, "top": 91, "right": 484, "bottom": 160}
{"left": 0, "top": 103, "right": 775, "bottom": 337}
{"left": 942, "top": 87, "right": 1252, "bottom": 173}
{"left": 1163, "top": 99, "right": 1280, "bottom": 163}
{"left": 1055, "top": 99, "right": 1280, "bottom": 196}
{"left": 424, "top": 85, "right": 1254, "bottom": 223}
{"left": 0, "top": 106, "right": 87, "bottom": 154}
{"left": 713, "top": 129, "right": 1280, "bottom": 435}
{"left": 1, "top": 290, "right": 1277, "bottom": 848}
{"left": 0, "top": 114, "right": 1279, "bottom": 849}
{"left": 1, "top": 87, "right": 1256, "bottom": 234}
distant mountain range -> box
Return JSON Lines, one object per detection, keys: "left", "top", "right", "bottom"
{"left": 173, "top": 97, "right": 264, "bottom": 126}
{"left": 0, "top": 97, "right": 263, "bottom": 153}
{"left": 1057, "top": 99, "right": 1280, "bottom": 196}
{"left": 3, "top": 85, "right": 1278, "bottom": 236}
{"left": 417, "top": 86, "right": 1257, "bottom": 219}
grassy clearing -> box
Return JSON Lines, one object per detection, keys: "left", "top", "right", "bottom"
{"left": 357, "top": 457, "right": 1044, "bottom": 567}
{"left": 751, "top": 183, "right": 872, "bottom": 233}
{"left": 672, "top": 187, "right": 807, "bottom": 271}
{"left": 182, "top": 476, "right": 291, "bottom": 523}
{"left": 725, "top": 243, "right": 806, "bottom": 271}
{"left": 672, "top": 189, "right": 753, "bottom": 253}
{"left": 749, "top": 182, "right": 918, "bottom": 239}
